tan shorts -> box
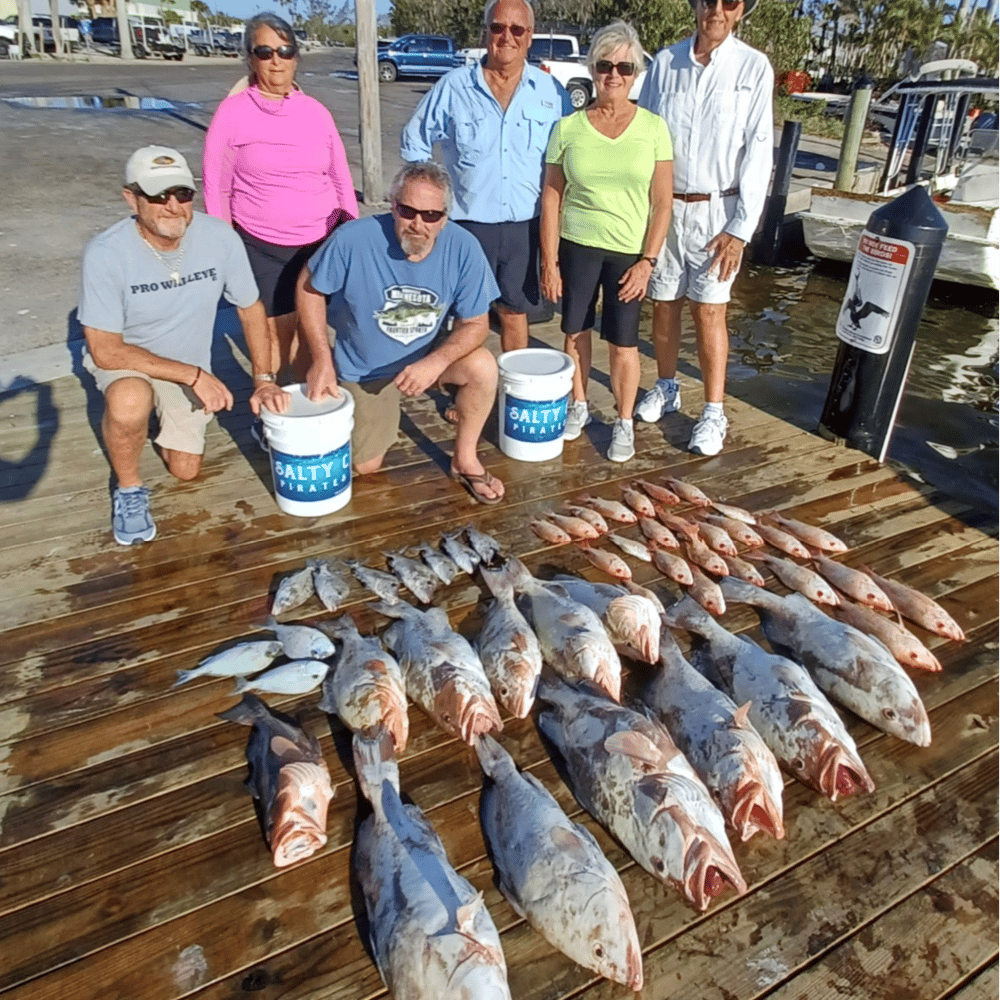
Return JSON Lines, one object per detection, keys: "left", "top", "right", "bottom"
{"left": 340, "top": 377, "right": 401, "bottom": 469}
{"left": 84, "top": 354, "right": 212, "bottom": 455}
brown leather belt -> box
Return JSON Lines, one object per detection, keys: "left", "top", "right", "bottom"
{"left": 673, "top": 187, "right": 740, "bottom": 203}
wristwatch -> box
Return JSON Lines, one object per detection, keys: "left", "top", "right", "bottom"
{"left": 254, "top": 372, "right": 277, "bottom": 383}
{"left": 642, "top": 256, "right": 658, "bottom": 267}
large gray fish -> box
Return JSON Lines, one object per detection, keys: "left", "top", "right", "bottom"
{"left": 174, "top": 640, "right": 283, "bottom": 687}
{"left": 550, "top": 574, "right": 661, "bottom": 664}
{"left": 640, "top": 631, "right": 785, "bottom": 842}
{"left": 218, "top": 694, "right": 334, "bottom": 868}
{"left": 475, "top": 586, "right": 543, "bottom": 719}
{"left": 536, "top": 676, "right": 746, "bottom": 911}
{"left": 481, "top": 556, "right": 622, "bottom": 701}
{"left": 348, "top": 559, "right": 401, "bottom": 603}
{"left": 860, "top": 566, "right": 966, "bottom": 642}
{"left": 271, "top": 564, "right": 316, "bottom": 616}
{"left": 464, "top": 525, "right": 503, "bottom": 564}
{"left": 416, "top": 541, "right": 462, "bottom": 585}
{"left": 317, "top": 615, "right": 409, "bottom": 751}
{"left": 353, "top": 729, "right": 512, "bottom": 999}
{"left": 374, "top": 599, "right": 502, "bottom": 744}
{"left": 385, "top": 549, "right": 441, "bottom": 604}
{"left": 265, "top": 615, "right": 336, "bottom": 660}
{"left": 665, "top": 596, "right": 874, "bottom": 801}
{"left": 440, "top": 530, "right": 481, "bottom": 574}
{"left": 719, "top": 578, "right": 932, "bottom": 746}
{"left": 476, "top": 735, "right": 643, "bottom": 991}
{"left": 308, "top": 557, "right": 352, "bottom": 613}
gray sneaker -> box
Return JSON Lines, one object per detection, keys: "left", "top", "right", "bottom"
{"left": 607, "top": 418, "right": 635, "bottom": 462}
{"left": 688, "top": 410, "right": 728, "bottom": 456}
{"left": 112, "top": 485, "right": 157, "bottom": 546}
{"left": 635, "top": 379, "right": 681, "bottom": 422}
{"left": 563, "top": 400, "right": 591, "bottom": 441}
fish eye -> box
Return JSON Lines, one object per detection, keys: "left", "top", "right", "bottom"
{"left": 499, "top": 685, "right": 509, "bottom": 697}
{"left": 883, "top": 708, "right": 897, "bottom": 721}
{"left": 442, "top": 712, "right": 451, "bottom": 722}
{"left": 653, "top": 857, "right": 665, "bottom": 873}
{"left": 593, "top": 943, "right": 605, "bottom": 959}
{"left": 792, "top": 758, "right": 804, "bottom": 771}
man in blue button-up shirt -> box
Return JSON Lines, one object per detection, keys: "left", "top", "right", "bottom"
{"left": 401, "top": 0, "right": 572, "bottom": 354}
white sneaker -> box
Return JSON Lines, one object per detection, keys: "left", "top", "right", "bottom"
{"left": 635, "top": 379, "right": 680, "bottom": 422}
{"left": 688, "top": 410, "right": 728, "bottom": 456}
{"left": 607, "top": 418, "right": 635, "bottom": 462}
{"left": 563, "top": 400, "right": 591, "bottom": 441}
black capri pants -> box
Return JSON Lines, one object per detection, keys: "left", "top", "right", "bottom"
{"left": 558, "top": 238, "right": 642, "bottom": 347}
{"left": 235, "top": 223, "right": 326, "bottom": 318}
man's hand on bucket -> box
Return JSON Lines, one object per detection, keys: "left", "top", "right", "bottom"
{"left": 305, "top": 361, "right": 342, "bottom": 403}
{"left": 251, "top": 382, "right": 291, "bottom": 416}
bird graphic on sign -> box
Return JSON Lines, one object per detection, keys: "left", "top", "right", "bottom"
{"left": 842, "top": 268, "right": 890, "bottom": 330}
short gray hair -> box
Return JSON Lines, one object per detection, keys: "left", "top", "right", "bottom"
{"left": 389, "top": 161, "right": 453, "bottom": 212}
{"left": 587, "top": 20, "right": 645, "bottom": 77}
{"left": 483, "top": 0, "right": 534, "bottom": 32}
{"left": 243, "top": 12, "right": 298, "bottom": 73}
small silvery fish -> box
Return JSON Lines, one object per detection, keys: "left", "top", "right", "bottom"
{"left": 348, "top": 559, "right": 401, "bottom": 603}
{"left": 234, "top": 659, "right": 330, "bottom": 695}
{"left": 710, "top": 500, "right": 756, "bottom": 524}
{"left": 464, "top": 525, "right": 503, "bottom": 564}
{"left": 606, "top": 532, "right": 652, "bottom": 563}
{"left": 271, "top": 564, "right": 316, "bottom": 616}
{"left": 266, "top": 615, "right": 336, "bottom": 660}
{"left": 476, "top": 735, "right": 643, "bottom": 991}
{"left": 308, "top": 557, "right": 352, "bottom": 613}
{"left": 218, "top": 694, "right": 334, "bottom": 868}
{"left": 416, "top": 541, "right": 462, "bottom": 585}
{"left": 174, "top": 640, "right": 283, "bottom": 687}
{"left": 441, "top": 530, "right": 481, "bottom": 574}
{"left": 385, "top": 550, "right": 440, "bottom": 604}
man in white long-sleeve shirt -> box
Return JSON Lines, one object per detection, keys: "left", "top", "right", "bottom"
{"left": 635, "top": 0, "right": 773, "bottom": 455}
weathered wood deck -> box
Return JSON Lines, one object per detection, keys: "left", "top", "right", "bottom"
{"left": 0, "top": 314, "right": 996, "bottom": 1000}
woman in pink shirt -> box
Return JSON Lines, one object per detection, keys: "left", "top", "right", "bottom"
{"left": 203, "top": 12, "right": 358, "bottom": 401}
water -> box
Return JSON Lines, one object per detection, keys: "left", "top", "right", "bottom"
{"left": 1, "top": 95, "right": 178, "bottom": 110}
{"left": 723, "top": 261, "right": 998, "bottom": 517}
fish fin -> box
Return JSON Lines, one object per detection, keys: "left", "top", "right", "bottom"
{"left": 549, "top": 824, "right": 596, "bottom": 863}
{"left": 270, "top": 734, "right": 303, "bottom": 761}
{"left": 604, "top": 729, "right": 678, "bottom": 770}
{"left": 263, "top": 614, "right": 278, "bottom": 630}
{"left": 216, "top": 692, "right": 268, "bottom": 725}
{"left": 732, "top": 701, "right": 753, "bottom": 728}
{"left": 455, "top": 893, "right": 485, "bottom": 934}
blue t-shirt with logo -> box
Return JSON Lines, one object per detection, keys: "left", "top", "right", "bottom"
{"left": 307, "top": 214, "right": 500, "bottom": 383}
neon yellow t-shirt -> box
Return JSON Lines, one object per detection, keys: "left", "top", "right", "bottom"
{"left": 545, "top": 106, "right": 673, "bottom": 254}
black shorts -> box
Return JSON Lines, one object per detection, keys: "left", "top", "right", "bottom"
{"left": 558, "top": 238, "right": 642, "bottom": 347}
{"left": 456, "top": 218, "right": 540, "bottom": 314}
{"left": 235, "top": 224, "right": 325, "bottom": 318}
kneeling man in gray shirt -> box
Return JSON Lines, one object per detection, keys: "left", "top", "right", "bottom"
{"left": 79, "top": 145, "right": 286, "bottom": 545}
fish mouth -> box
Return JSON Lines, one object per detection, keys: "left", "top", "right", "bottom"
{"left": 817, "top": 744, "right": 875, "bottom": 801}
{"left": 373, "top": 678, "right": 410, "bottom": 752}
{"left": 593, "top": 663, "right": 621, "bottom": 702}
{"left": 683, "top": 836, "right": 747, "bottom": 911}
{"left": 459, "top": 696, "right": 503, "bottom": 745}
{"left": 731, "top": 780, "right": 785, "bottom": 841}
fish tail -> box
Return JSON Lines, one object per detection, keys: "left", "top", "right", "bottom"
{"left": 263, "top": 613, "right": 279, "bottom": 631}
{"left": 717, "top": 576, "right": 769, "bottom": 607}
{"left": 661, "top": 595, "right": 712, "bottom": 634}
{"left": 474, "top": 733, "right": 514, "bottom": 779}
{"left": 352, "top": 725, "right": 400, "bottom": 815}
{"left": 172, "top": 670, "right": 193, "bottom": 688}
{"left": 216, "top": 691, "right": 268, "bottom": 725}
{"left": 368, "top": 599, "right": 406, "bottom": 619}
{"left": 479, "top": 555, "right": 530, "bottom": 598}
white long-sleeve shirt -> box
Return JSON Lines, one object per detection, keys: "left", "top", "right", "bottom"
{"left": 638, "top": 32, "right": 774, "bottom": 243}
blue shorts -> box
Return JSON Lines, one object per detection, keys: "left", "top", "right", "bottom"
{"left": 456, "top": 218, "right": 540, "bottom": 314}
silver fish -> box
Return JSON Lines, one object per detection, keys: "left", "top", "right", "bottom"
{"left": 266, "top": 615, "right": 336, "bottom": 660}
{"left": 700, "top": 512, "right": 764, "bottom": 548}
{"left": 710, "top": 500, "right": 756, "bottom": 524}
{"left": 218, "top": 694, "right": 334, "bottom": 868}
{"left": 536, "top": 675, "right": 746, "bottom": 911}
{"left": 271, "top": 564, "right": 316, "bottom": 616}
{"left": 562, "top": 502, "right": 610, "bottom": 534}
{"left": 550, "top": 575, "right": 661, "bottom": 664}
{"left": 663, "top": 477, "right": 712, "bottom": 507}
{"left": 374, "top": 599, "right": 502, "bottom": 744}
{"left": 481, "top": 556, "right": 622, "bottom": 701}
{"left": 755, "top": 519, "right": 812, "bottom": 560}
{"left": 721, "top": 553, "right": 766, "bottom": 588}
{"left": 763, "top": 510, "right": 849, "bottom": 553}
{"left": 464, "top": 525, "right": 503, "bottom": 564}
{"left": 686, "top": 565, "right": 727, "bottom": 615}
{"left": 620, "top": 484, "right": 657, "bottom": 518}
{"left": 353, "top": 729, "right": 512, "bottom": 999}
{"left": 475, "top": 588, "right": 543, "bottom": 719}
{"left": 665, "top": 596, "right": 874, "bottom": 801}
{"left": 348, "top": 559, "right": 401, "bottom": 604}
{"left": 476, "top": 735, "right": 643, "bottom": 991}
{"left": 860, "top": 565, "right": 966, "bottom": 642}
{"left": 810, "top": 553, "right": 894, "bottom": 611}
{"left": 579, "top": 493, "right": 638, "bottom": 524}
{"left": 317, "top": 616, "right": 409, "bottom": 751}
{"left": 640, "top": 631, "right": 785, "bottom": 842}
{"left": 174, "top": 640, "right": 283, "bottom": 687}
{"left": 606, "top": 531, "right": 653, "bottom": 563}
{"left": 440, "top": 530, "right": 481, "bottom": 574}
{"left": 692, "top": 519, "right": 738, "bottom": 557}
{"left": 234, "top": 659, "right": 330, "bottom": 695}
{"left": 308, "top": 557, "right": 352, "bottom": 613}
{"left": 385, "top": 550, "right": 441, "bottom": 605}
{"left": 746, "top": 552, "right": 841, "bottom": 606}
{"left": 719, "top": 577, "right": 932, "bottom": 746}
{"left": 417, "top": 541, "right": 462, "bottom": 585}
{"left": 835, "top": 600, "right": 942, "bottom": 673}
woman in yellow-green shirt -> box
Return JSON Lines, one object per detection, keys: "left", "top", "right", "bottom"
{"left": 540, "top": 20, "right": 673, "bottom": 463}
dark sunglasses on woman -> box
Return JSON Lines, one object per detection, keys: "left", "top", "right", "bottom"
{"left": 700, "top": 0, "right": 742, "bottom": 9}
{"left": 252, "top": 44, "right": 297, "bottom": 60}
{"left": 595, "top": 60, "right": 636, "bottom": 77}
{"left": 489, "top": 22, "right": 527, "bottom": 38}
{"left": 139, "top": 187, "right": 196, "bottom": 204}
{"left": 395, "top": 202, "right": 447, "bottom": 223}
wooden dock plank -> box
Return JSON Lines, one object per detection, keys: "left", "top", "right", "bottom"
{"left": 947, "top": 961, "right": 1000, "bottom": 1000}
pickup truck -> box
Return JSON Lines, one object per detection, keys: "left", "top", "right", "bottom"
{"left": 539, "top": 48, "right": 652, "bottom": 110}
{"left": 90, "top": 16, "right": 185, "bottom": 60}
{"left": 375, "top": 34, "right": 462, "bottom": 82}
{"left": 459, "top": 32, "right": 581, "bottom": 69}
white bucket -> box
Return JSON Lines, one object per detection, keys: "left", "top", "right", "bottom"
{"left": 497, "top": 349, "right": 575, "bottom": 462}
{"left": 260, "top": 384, "right": 355, "bottom": 517}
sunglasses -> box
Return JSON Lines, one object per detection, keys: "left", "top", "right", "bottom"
{"left": 700, "top": 0, "right": 742, "bottom": 9}
{"left": 139, "top": 186, "right": 195, "bottom": 204}
{"left": 595, "top": 60, "right": 636, "bottom": 77}
{"left": 395, "top": 202, "right": 446, "bottom": 223}
{"left": 489, "top": 22, "right": 528, "bottom": 38}
{"left": 251, "top": 44, "right": 297, "bottom": 60}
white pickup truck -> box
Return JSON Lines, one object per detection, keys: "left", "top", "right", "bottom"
{"left": 539, "top": 45, "right": 652, "bottom": 110}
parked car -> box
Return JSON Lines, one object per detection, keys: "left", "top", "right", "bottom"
{"left": 373, "top": 34, "right": 462, "bottom": 82}
{"left": 189, "top": 28, "right": 239, "bottom": 57}
{"left": 0, "top": 15, "right": 18, "bottom": 56}
{"left": 460, "top": 32, "right": 581, "bottom": 68}
{"left": 29, "top": 14, "right": 82, "bottom": 52}
{"left": 90, "top": 15, "right": 184, "bottom": 60}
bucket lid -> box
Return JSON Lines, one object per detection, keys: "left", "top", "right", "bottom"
{"left": 498, "top": 348, "right": 575, "bottom": 378}
{"left": 262, "top": 383, "right": 354, "bottom": 421}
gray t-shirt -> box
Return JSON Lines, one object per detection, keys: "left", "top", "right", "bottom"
{"left": 78, "top": 212, "right": 259, "bottom": 370}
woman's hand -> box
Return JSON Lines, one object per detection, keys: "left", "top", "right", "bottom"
{"left": 540, "top": 260, "right": 563, "bottom": 304}
{"left": 618, "top": 258, "right": 655, "bottom": 302}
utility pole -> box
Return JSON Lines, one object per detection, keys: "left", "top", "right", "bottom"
{"left": 16, "top": 0, "right": 33, "bottom": 57}
{"left": 354, "top": 0, "right": 383, "bottom": 206}
{"left": 116, "top": 0, "right": 134, "bottom": 60}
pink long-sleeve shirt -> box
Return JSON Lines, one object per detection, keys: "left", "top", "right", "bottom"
{"left": 202, "top": 85, "right": 359, "bottom": 246}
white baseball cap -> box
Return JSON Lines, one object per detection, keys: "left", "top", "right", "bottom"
{"left": 125, "top": 145, "right": 195, "bottom": 196}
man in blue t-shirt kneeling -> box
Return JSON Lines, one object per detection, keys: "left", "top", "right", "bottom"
{"left": 296, "top": 161, "right": 506, "bottom": 504}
